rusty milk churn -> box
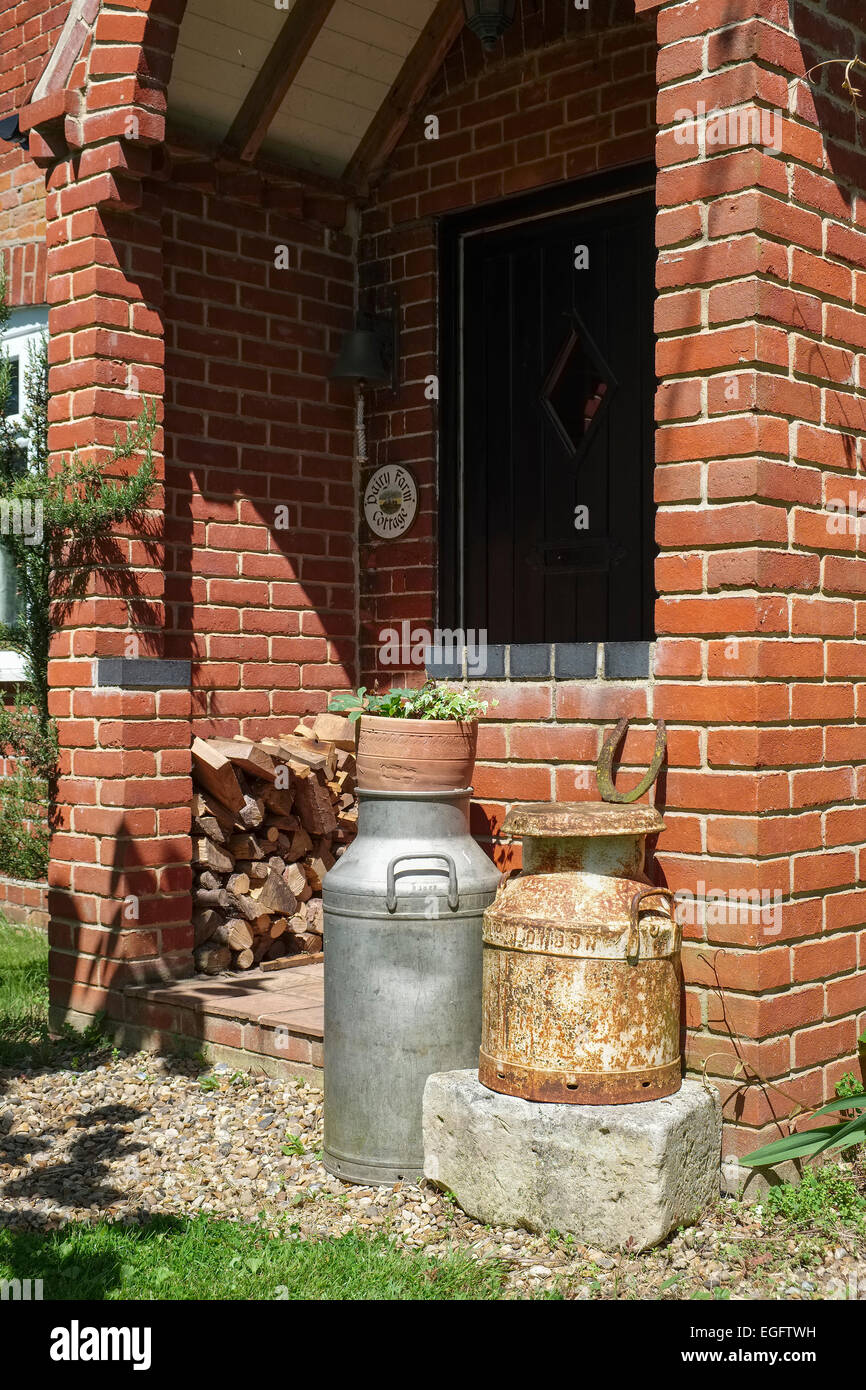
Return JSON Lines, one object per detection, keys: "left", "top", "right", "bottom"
{"left": 479, "top": 801, "right": 681, "bottom": 1105}
{"left": 323, "top": 787, "right": 501, "bottom": 1184}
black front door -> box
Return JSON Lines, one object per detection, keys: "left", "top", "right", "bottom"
{"left": 443, "top": 180, "right": 656, "bottom": 645}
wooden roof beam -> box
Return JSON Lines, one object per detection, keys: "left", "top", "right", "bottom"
{"left": 222, "top": 0, "right": 337, "bottom": 163}
{"left": 344, "top": 0, "right": 465, "bottom": 189}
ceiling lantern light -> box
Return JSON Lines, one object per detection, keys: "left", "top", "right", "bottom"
{"left": 463, "top": 0, "right": 518, "bottom": 53}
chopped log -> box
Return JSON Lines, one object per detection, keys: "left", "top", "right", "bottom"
{"left": 335, "top": 748, "right": 356, "bottom": 773}
{"left": 264, "top": 938, "right": 291, "bottom": 961}
{"left": 227, "top": 872, "right": 251, "bottom": 898}
{"left": 211, "top": 918, "right": 254, "bottom": 952}
{"left": 287, "top": 826, "right": 313, "bottom": 860}
{"left": 229, "top": 833, "right": 264, "bottom": 860}
{"left": 194, "top": 814, "right": 227, "bottom": 846}
{"left": 196, "top": 869, "right": 221, "bottom": 892}
{"left": 250, "top": 870, "right": 298, "bottom": 917}
{"left": 263, "top": 825, "right": 280, "bottom": 843}
{"left": 193, "top": 908, "right": 223, "bottom": 947}
{"left": 194, "top": 887, "right": 236, "bottom": 912}
{"left": 290, "top": 930, "right": 322, "bottom": 954}
{"left": 261, "top": 951, "right": 324, "bottom": 973}
{"left": 304, "top": 847, "right": 334, "bottom": 893}
{"left": 305, "top": 899, "right": 324, "bottom": 934}
{"left": 232, "top": 893, "right": 265, "bottom": 923}
{"left": 208, "top": 737, "right": 277, "bottom": 783}
{"left": 193, "top": 789, "right": 237, "bottom": 829}
{"left": 235, "top": 948, "right": 255, "bottom": 970}
{"left": 282, "top": 862, "right": 307, "bottom": 897}
{"left": 238, "top": 795, "right": 266, "bottom": 829}
{"left": 264, "top": 735, "right": 336, "bottom": 779}
{"left": 312, "top": 712, "right": 356, "bottom": 751}
{"left": 236, "top": 858, "right": 270, "bottom": 882}
{"left": 194, "top": 943, "right": 232, "bottom": 975}
{"left": 270, "top": 917, "right": 289, "bottom": 940}
{"left": 192, "top": 738, "right": 245, "bottom": 813}
{"left": 267, "top": 854, "right": 287, "bottom": 875}
{"left": 252, "top": 935, "right": 273, "bottom": 965}
{"left": 260, "top": 782, "right": 295, "bottom": 817}
{"left": 194, "top": 837, "right": 234, "bottom": 876}
{"left": 294, "top": 775, "right": 338, "bottom": 835}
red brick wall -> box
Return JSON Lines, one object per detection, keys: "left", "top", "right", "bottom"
{"left": 0, "top": 872, "right": 48, "bottom": 928}
{"left": 0, "top": 0, "right": 70, "bottom": 304}
{"left": 36, "top": 0, "right": 195, "bottom": 1026}
{"left": 161, "top": 164, "right": 358, "bottom": 739}
{"left": 652, "top": 0, "right": 866, "bottom": 1166}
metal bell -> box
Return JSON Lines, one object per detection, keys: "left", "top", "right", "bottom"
{"left": 330, "top": 328, "right": 390, "bottom": 384}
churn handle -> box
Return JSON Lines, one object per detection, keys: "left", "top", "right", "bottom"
{"left": 628, "top": 887, "right": 677, "bottom": 960}
{"left": 386, "top": 853, "right": 459, "bottom": 914}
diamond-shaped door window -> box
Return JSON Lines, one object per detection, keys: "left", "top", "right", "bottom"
{"left": 540, "top": 315, "right": 617, "bottom": 461}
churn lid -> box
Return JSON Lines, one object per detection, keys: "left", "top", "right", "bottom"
{"left": 503, "top": 801, "right": 665, "bottom": 838}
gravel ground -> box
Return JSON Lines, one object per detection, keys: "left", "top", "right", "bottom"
{"left": 1, "top": 1051, "right": 864, "bottom": 1300}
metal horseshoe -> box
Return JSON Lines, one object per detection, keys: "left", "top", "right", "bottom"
{"left": 596, "top": 717, "right": 667, "bottom": 804}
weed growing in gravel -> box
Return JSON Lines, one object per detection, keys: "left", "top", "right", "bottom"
{"left": 764, "top": 1164, "right": 866, "bottom": 1236}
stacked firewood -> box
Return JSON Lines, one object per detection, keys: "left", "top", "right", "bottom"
{"left": 191, "top": 713, "right": 357, "bottom": 974}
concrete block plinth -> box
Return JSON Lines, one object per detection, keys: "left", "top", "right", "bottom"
{"left": 423, "top": 1071, "right": 722, "bottom": 1252}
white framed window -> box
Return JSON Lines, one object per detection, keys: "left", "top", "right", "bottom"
{"left": 1, "top": 306, "right": 48, "bottom": 683}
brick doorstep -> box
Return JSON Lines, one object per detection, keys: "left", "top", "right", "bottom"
{"left": 123, "top": 963, "right": 325, "bottom": 1073}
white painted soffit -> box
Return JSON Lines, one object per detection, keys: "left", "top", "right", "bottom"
{"left": 167, "top": 0, "right": 440, "bottom": 179}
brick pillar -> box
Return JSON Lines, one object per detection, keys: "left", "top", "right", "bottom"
{"left": 653, "top": 0, "right": 866, "bottom": 1171}
{"left": 23, "top": 1, "right": 193, "bottom": 1031}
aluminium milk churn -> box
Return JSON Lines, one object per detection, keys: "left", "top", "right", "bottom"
{"left": 323, "top": 787, "right": 501, "bottom": 1184}
{"left": 480, "top": 801, "right": 681, "bottom": 1105}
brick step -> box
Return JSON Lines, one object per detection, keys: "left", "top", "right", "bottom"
{"left": 123, "top": 962, "right": 324, "bottom": 1073}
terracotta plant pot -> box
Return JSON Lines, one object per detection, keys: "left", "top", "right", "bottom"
{"left": 356, "top": 715, "right": 478, "bottom": 792}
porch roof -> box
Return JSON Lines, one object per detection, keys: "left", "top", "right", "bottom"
{"left": 23, "top": 0, "right": 666, "bottom": 196}
{"left": 168, "top": 0, "right": 459, "bottom": 186}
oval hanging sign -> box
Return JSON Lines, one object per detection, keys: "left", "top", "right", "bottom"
{"left": 364, "top": 465, "right": 418, "bottom": 539}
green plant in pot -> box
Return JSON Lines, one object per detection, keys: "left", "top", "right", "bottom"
{"left": 329, "top": 681, "right": 492, "bottom": 793}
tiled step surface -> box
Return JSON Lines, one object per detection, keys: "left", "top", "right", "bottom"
{"left": 124, "top": 963, "right": 324, "bottom": 1070}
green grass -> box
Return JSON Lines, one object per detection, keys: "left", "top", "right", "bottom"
{"left": 0, "top": 918, "right": 51, "bottom": 1064}
{"left": 764, "top": 1163, "right": 866, "bottom": 1237}
{"left": 0, "top": 1216, "right": 509, "bottom": 1301}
